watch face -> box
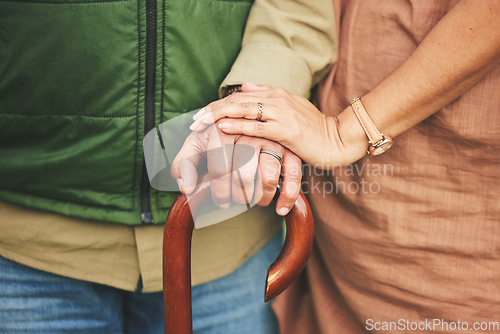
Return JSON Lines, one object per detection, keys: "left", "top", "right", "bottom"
{"left": 370, "top": 138, "right": 394, "bottom": 155}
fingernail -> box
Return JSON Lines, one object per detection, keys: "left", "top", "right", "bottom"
{"left": 189, "top": 119, "right": 201, "bottom": 131}
{"left": 177, "top": 178, "right": 184, "bottom": 190}
{"left": 278, "top": 207, "right": 289, "bottom": 216}
{"left": 220, "top": 203, "right": 230, "bottom": 209}
{"left": 193, "top": 108, "right": 206, "bottom": 120}
{"left": 218, "top": 122, "right": 232, "bottom": 130}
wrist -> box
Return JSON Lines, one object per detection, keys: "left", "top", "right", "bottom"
{"left": 331, "top": 107, "right": 370, "bottom": 164}
{"left": 349, "top": 97, "right": 395, "bottom": 155}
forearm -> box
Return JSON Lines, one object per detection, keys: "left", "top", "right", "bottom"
{"left": 337, "top": 0, "right": 500, "bottom": 153}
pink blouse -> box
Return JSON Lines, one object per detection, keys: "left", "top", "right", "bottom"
{"left": 273, "top": 1, "right": 500, "bottom": 333}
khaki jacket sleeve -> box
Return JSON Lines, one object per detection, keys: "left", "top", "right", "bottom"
{"left": 220, "top": 0, "right": 337, "bottom": 97}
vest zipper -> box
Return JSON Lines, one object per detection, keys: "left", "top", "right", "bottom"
{"left": 140, "top": 0, "right": 157, "bottom": 224}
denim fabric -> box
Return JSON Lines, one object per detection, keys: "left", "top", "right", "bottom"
{"left": 0, "top": 232, "right": 282, "bottom": 334}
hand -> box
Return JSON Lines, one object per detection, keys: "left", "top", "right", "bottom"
{"left": 190, "top": 83, "right": 367, "bottom": 168}
{"left": 233, "top": 135, "right": 302, "bottom": 216}
{"left": 171, "top": 124, "right": 302, "bottom": 216}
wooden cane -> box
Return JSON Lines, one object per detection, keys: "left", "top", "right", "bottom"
{"left": 163, "top": 178, "right": 314, "bottom": 334}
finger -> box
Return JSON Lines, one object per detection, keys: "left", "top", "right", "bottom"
{"left": 206, "top": 126, "right": 237, "bottom": 208}
{"left": 211, "top": 101, "right": 278, "bottom": 124}
{"left": 190, "top": 111, "right": 213, "bottom": 132}
{"left": 170, "top": 157, "right": 198, "bottom": 194}
{"left": 171, "top": 132, "right": 204, "bottom": 194}
{"left": 254, "top": 144, "right": 284, "bottom": 207}
{"left": 241, "top": 86, "right": 293, "bottom": 101}
{"left": 217, "top": 118, "right": 282, "bottom": 143}
{"left": 178, "top": 159, "right": 199, "bottom": 195}
{"left": 241, "top": 83, "right": 274, "bottom": 92}
{"left": 191, "top": 100, "right": 279, "bottom": 131}
{"left": 276, "top": 150, "right": 302, "bottom": 216}
{"left": 192, "top": 107, "right": 208, "bottom": 121}
{"left": 231, "top": 140, "right": 259, "bottom": 205}
{"left": 190, "top": 86, "right": 291, "bottom": 131}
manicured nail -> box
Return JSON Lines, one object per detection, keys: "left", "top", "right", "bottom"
{"left": 218, "top": 122, "right": 232, "bottom": 130}
{"left": 192, "top": 108, "right": 206, "bottom": 120}
{"left": 278, "top": 207, "right": 289, "bottom": 216}
{"left": 189, "top": 119, "right": 201, "bottom": 130}
{"left": 220, "top": 203, "right": 230, "bottom": 209}
{"left": 177, "top": 178, "right": 184, "bottom": 190}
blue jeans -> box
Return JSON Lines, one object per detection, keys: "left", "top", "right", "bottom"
{"left": 0, "top": 233, "right": 282, "bottom": 334}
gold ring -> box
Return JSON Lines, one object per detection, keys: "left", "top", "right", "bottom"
{"left": 257, "top": 102, "right": 264, "bottom": 121}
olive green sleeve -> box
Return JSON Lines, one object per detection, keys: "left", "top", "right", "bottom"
{"left": 220, "top": 0, "right": 337, "bottom": 97}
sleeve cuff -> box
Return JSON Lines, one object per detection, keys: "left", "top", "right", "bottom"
{"left": 219, "top": 43, "right": 312, "bottom": 98}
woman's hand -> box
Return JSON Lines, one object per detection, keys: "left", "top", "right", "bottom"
{"left": 190, "top": 84, "right": 367, "bottom": 168}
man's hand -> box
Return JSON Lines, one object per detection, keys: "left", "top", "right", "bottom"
{"left": 171, "top": 124, "right": 302, "bottom": 216}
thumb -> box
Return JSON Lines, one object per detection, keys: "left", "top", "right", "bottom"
{"left": 241, "top": 82, "right": 273, "bottom": 92}
{"left": 171, "top": 134, "right": 204, "bottom": 195}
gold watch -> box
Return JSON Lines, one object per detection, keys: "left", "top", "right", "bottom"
{"left": 349, "top": 97, "right": 394, "bottom": 155}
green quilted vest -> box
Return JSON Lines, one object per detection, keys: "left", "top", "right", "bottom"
{"left": 0, "top": 0, "right": 253, "bottom": 225}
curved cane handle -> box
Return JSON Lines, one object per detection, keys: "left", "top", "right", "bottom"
{"left": 264, "top": 191, "right": 314, "bottom": 301}
{"left": 163, "top": 178, "right": 314, "bottom": 334}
